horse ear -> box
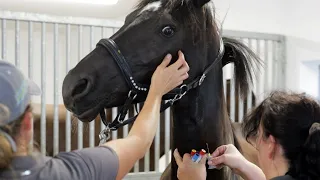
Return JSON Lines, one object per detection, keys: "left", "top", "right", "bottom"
{"left": 193, "top": 0, "right": 211, "bottom": 8}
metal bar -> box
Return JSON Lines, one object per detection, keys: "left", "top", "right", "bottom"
{"left": 112, "top": 108, "right": 118, "bottom": 140}
{"left": 154, "top": 115, "right": 160, "bottom": 172}
{"left": 100, "top": 27, "right": 106, "bottom": 132}
{"left": 230, "top": 64, "right": 235, "bottom": 122}
{"left": 255, "top": 40, "right": 262, "bottom": 103}
{"left": 237, "top": 38, "right": 245, "bottom": 121}
{"left": 123, "top": 114, "right": 129, "bottom": 138}
{"left": 0, "top": 10, "right": 124, "bottom": 28}
{"left": 264, "top": 40, "right": 269, "bottom": 93}
{"left": 279, "top": 36, "right": 287, "bottom": 89}
{"left": 53, "top": 23, "right": 59, "bottom": 156}
{"left": 133, "top": 104, "right": 140, "bottom": 172}
{"left": 246, "top": 39, "right": 253, "bottom": 111}
{"left": 1, "top": 19, "right": 6, "bottom": 60}
{"left": 28, "top": 21, "right": 34, "bottom": 153}
{"left": 272, "top": 41, "right": 278, "bottom": 89}
{"left": 318, "top": 65, "right": 320, "bottom": 101}
{"left": 164, "top": 103, "right": 170, "bottom": 167}
{"left": 15, "top": 20, "right": 20, "bottom": 67}
{"left": 89, "top": 26, "right": 95, "bottom": 147}
{"left": 66, "top": 24, "right": 71, "bottom": 152}
{"left": 144, "top": 100, "right": 150, "bottom": 171}
{"left": 77, "top": 25, "right": 83, "bottom": 149}
{"left": 40, "top": 22, "right": 47, "bottom": 155}
{"left": 144, "top": 148, "right": 150, "bottom": 172}
{"left": 100, "top": 109, "right": 107, "bottom": 132}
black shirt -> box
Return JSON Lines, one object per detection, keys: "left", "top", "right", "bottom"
{"left": 271, "top": 175, "right": 296, "bottom": 180}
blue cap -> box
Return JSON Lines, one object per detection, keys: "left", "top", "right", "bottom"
{"left": 0, "top": 61, "right": 41, "bottom": 125}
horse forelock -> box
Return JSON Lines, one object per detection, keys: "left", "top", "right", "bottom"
{"left": 134, "top": 0, "right": 218, "bottom": 41}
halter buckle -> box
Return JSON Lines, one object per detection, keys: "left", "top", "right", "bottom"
{"left": 170, "top": 84, "right": 188, "bottom": 104}
{"left": 199, "top": 74, "right": 206, "bottom": 86}
{"left": 99, "top": 127, "right": 111, "bottom": 145}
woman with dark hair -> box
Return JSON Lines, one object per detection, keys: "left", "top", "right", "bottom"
{"left": 174, "top": 91, "right": 320, "bottom": 180}
{"left": 0, "top": 51, "right": 190, "bottom": 180}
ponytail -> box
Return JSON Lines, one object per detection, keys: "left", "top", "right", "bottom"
{"left": 0, "top": 130, "right": 15, "bottom": 169}
{"left": 288, "top": 122, "right": 320, "bottom": 180}
{"left": 0, "top": 105, "right": 31, "bottom": 170}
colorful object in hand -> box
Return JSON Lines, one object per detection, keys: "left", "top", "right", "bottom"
{"left": 190, "top": 149, "right": 197, "bottom": 156}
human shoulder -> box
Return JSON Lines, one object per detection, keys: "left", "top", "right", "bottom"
{"left": 270, "top": 175, "right": 296, "bottom": 180}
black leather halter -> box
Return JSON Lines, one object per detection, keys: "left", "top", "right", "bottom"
{"left": 96, "top": 38, "right": 225, "bottom": 144}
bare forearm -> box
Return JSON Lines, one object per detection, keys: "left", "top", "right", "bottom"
{"left": 239, "top": 161, "right": 266, "bottom": 180}
{"left": 127, "top": 89, "right": 162, "bottom": 156}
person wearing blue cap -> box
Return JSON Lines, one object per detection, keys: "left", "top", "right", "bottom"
{"left": 0, "top": 51, "right": 190, "bottom": 179}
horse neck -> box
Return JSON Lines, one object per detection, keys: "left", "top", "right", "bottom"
{"left": 172, "top": 63, "right": 232, "bottom": 153}
{"left": 171, "top": 62, "right": 235, "bottom": 179}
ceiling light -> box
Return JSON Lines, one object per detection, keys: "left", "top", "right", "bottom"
{"left": 73, "top": 0, "right": 119, "bottom": 5}
{"left": 36, "top": 0, "right": 119, "bottom": 5}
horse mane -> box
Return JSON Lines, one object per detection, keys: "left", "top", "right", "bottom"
{"left": 221, "top": 37, "right": 263, "bottom": 99}
{"left": 135, "top": 0, "right": 218, "bottom": 42}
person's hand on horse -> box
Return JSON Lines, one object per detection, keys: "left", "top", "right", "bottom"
{"left": 208, "top": 144, "right": 266, "bottom": 180}
{"left": 173, "top": 148, "right": 207, "bottom": 180}
{"left": 208, "top": 144, "right": 246, "bottom": 174}
{"left": 150, "top": 51, "right": 189, "bottom": 97}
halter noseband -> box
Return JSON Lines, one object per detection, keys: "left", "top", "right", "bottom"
{"left": 96, "top": 38, "right": 225, "bottom": 144}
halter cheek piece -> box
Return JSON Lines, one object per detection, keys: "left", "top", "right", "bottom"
{"left": 96, "top": 38, "right": 225, "bottom": 144}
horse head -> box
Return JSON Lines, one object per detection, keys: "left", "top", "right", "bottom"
{"left": 62, "top": 0, "right": 222, "bottom": 122}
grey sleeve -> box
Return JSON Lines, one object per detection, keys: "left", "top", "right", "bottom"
{"left": 54, "top": 146, "right": 119, "bottom": 180}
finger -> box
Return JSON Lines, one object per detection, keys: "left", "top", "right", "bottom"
{"left": 211, "top": 145, "right": 227, "bottom": 158}
{"left": 178, "top": 63, "right": 190, "bottom": 75}
{"left": 182, "top": 153, "right": 192, "bottom": 162}
{"left": 159, "top": 54, "right": 172, "bottom": 68}
{"left": 172, "top": 51, "right": 186, "bottom": 69}
{"left": 208, "top": 155, "right": 225, "bottom": 166}
{"left": 178, "top": 57, "right": 190, "bottom": 71}
{"left": 178, "top": 73, "right": 189, "bottom": 82}
{"left": 173, "top": 149, "right": 183, "bottom": 167}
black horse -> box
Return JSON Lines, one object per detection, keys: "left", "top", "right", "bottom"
{"left": 62, "top": 0, "right": 261, "bottom": 179}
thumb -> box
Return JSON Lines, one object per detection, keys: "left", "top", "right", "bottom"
{"left": 173, "top": 148, "right": 183, "bottom": 167}
{"left": 208, "top": 155, "right": 225, "bottom": 166}
{"left": 159, "top": 54, "right": 172, "bottom": 68}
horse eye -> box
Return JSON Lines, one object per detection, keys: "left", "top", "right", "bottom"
{"left": 161, "top": 26, "right": 175, "bottom": 37}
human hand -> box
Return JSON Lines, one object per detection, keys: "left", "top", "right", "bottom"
{"left": 173, "top": 149, "right": 207, "bottom": 180}
{"left": 150, "top": 51, "right": 189, "bottom": 97}
{"left": 208, "top": 144, "right": 248, "bottom": 175}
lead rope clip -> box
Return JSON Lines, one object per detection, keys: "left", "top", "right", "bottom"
{"left": 99, "top": 127, "right": 111, "bottom": 145}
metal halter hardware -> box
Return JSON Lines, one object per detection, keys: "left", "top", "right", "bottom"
{"left": 96, "top": 38, "right": 225, "bottom": 144}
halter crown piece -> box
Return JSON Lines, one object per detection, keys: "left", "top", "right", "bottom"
{"left": 96, "top": 37, "right": 225, "bottom": 145}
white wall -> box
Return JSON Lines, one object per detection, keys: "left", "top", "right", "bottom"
{"left": 212, "top": 0, "right": 320, "bottom": 98}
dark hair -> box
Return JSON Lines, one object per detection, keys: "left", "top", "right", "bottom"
{"left": 242, "top": 91, "right": 320, "bottom": 180}
{"left": 0, "top": 105, "right": 32, "bottom": 169}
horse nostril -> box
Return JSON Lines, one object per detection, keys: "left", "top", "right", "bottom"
{"left": 71, "top": 79, "right": 91, "bottom": 99}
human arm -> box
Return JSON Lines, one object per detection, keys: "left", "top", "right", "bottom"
{"left": 103, "top": 51, "right": 190, "bottom": 180}
{"left": 208, "top": 144, "right": 266, "bottom": 180}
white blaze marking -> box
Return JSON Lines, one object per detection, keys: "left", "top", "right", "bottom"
{"left": 140, "top": 1, "right": 162, "bottom": 14}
